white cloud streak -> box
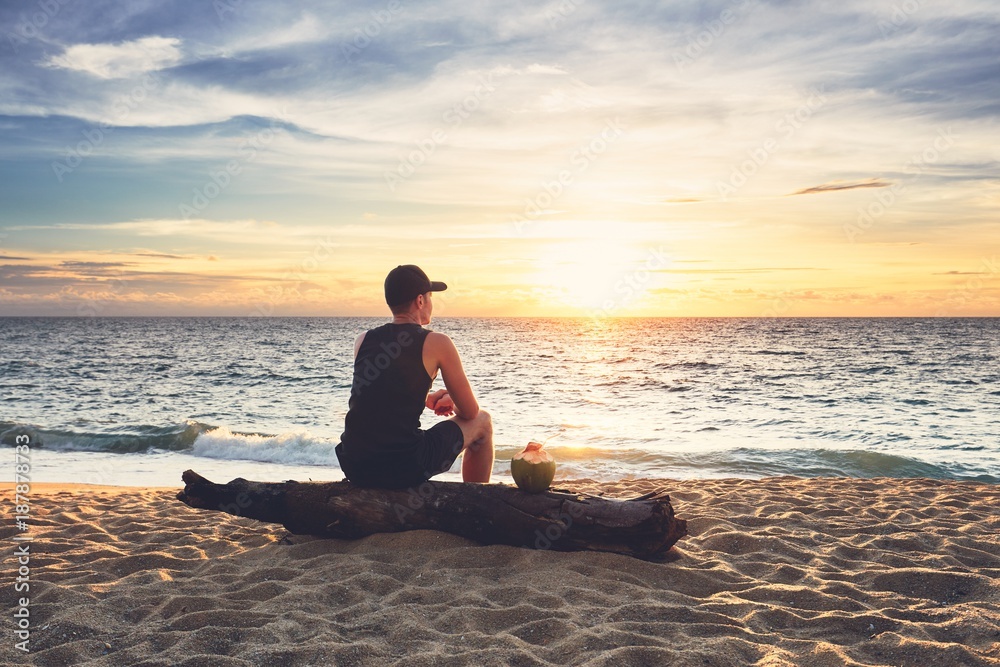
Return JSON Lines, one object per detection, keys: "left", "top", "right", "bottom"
{"left": 43, "top": 36, "right": 184, "bottom": 79}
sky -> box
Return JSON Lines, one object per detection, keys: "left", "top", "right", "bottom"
{"left": 0, "top": 0, "right": 998, "bottom": 317}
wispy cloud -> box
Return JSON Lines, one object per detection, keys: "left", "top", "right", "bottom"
{"left": 59, "top": 261, "right": 136, "bottom": 276}
{"left": 656, "top": 268, "right": 829, "bottom": 274}
{"left": 933, "top": 270, "right": 991, "bottom": 275}
{"left": 131, "top": 252, "right": 191, "bottom": 259}
{"left": 791, "top": 179, "right": 893, "bottom": 195}
{"left": 43, "top": 36, "right": 184, "bottom": 79}
{"left": 0, "top": 261, "right": 289, "bottom": 288}
{"left": 9, "top": 219, "right": 288, "bottom": 243}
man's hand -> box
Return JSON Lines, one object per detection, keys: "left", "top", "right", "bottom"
{"left": 426, "top": 389, "right": 449, "bottom": 411}
{"left": 432, "top": 394, "right": 455, "bottom": 416}
{"left": 426, "top": 389, "right": 455, "bottom": 416}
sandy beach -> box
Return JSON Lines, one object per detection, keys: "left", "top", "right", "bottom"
{"left": 2, "top": 477, "right": 998, "bottom": 666}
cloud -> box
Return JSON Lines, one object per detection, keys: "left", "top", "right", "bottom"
{"left": 59, "top": 261, "right": 136, "bottom": 276}
{"left": 933, "top": 270, "right": 991, "bottom": 275}
{"left": 0, "top": 260, "right": 289, "bottom": 290}
{"left": 43, "top": 36, "right": 183, "bottom": 79}
{"left": 526, "top": 64, "right": 568, "bottom": 75}
{"left": 0, "top": 255, "right": 31, "bottom": 260}
{"left": 791, "top": 179, "right": 893, "bottom": 195}
{"left": 13, "top": 219, "right": 287, "bottom": 243}
{"left": 132, "top": 252, "right": 189, "bottom": 259}
{"left": 219, "top": 12, "right": 329, "bottom": 54}
{"left": 656, "top": 268, "right": 829, "bottom": 274}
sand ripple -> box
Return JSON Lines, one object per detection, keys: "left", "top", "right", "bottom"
{"left": 1, "top": 477, "right": 998, "bottom": 666}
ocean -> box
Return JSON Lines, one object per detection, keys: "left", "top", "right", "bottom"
{"left": 2, "top": 317, "right": 998, "bottom": 487}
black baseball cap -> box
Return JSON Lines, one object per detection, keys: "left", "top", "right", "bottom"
{"left": 384, "top": 265, "right": 447, "bottom": 307}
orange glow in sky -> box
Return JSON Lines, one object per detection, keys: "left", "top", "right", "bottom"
{"left": 1, "top": 4, "right": 997, "bottom": 316}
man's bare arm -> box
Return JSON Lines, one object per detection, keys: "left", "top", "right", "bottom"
{"left": 353, "top": 331, "right": 366, "bottom": 359}
{"left": 425, "top": 332, "right": 479, "bottom": 419}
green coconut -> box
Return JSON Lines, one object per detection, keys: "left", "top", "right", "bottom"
{"left": 511, "top": 441, "right": 556, "bottom": 493}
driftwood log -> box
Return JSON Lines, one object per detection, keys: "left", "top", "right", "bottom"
{"left": 177, "top": 470, "right": 687, "bottom": 560}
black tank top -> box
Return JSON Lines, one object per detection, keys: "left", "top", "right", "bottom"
{"left": 339, "top": 323, "right": 432, "bottom": 462}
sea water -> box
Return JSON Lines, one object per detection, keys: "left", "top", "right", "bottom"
{"left": 2, "top": 317, "right": 998, "bottom": 486}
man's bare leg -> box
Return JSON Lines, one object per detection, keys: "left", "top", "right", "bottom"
{"left": 450, "top": 410, "right": 493, "bottom": 483}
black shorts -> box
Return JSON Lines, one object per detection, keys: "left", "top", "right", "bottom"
{"left": 336, "top": 420, "right": 465, "bottom": 489}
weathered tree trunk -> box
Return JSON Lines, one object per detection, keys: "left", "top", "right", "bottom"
{"left": 177, "top": 470, "right": 687, "bottom": 560}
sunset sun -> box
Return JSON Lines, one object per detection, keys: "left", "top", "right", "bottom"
{"left": 533, "top": 238, "right": 651, "bottom": 313}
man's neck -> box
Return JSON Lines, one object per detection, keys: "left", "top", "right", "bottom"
{"left": 392, "top": 314, "right": 422, "bottom": 325}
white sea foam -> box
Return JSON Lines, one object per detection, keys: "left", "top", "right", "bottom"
{"left": 192, "top": 426, "right": 341, "bottom": 466}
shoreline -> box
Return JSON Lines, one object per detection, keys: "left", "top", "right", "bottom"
{"left": 2, "top": 477, "right": 998, "bottom": 665}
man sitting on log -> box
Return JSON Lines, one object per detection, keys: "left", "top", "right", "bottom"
{"left": 335, "top": 264, "right": 494, "bottom": 488}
